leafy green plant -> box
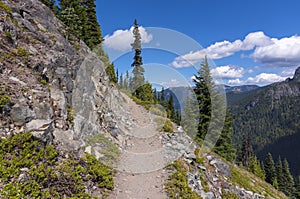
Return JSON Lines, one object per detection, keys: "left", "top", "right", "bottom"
{"left": 40, "top": 79, "right": 47, "bottom": 85}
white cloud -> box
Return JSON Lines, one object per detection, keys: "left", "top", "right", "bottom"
{"left": 103, "top": 26, "right": 153, "bottom": 51}
{"left": 251, "top": 36, "right": 300, "bottom": 67}
{"left": 171, "top": 31, "right": 272, "bottom": 68}
{"left": 248, "top": 69, "right": 254, "bottom": 74}
{"left": 242, "top": 31, "right": 273, "bottom": 49}
{"left": 228, "top": 78, "right": 244, "bottom": 85}
{"left": 161, "top": 79, "right": 183, "bottom": 88}
{"left": 171, "top": 31, "right": 300, "bottom": 68}
{"left": 211, "top": 65, "right": 245, "bottom": 79}
{"left": 245, "top": 73, "right": 288, "bottom": 84}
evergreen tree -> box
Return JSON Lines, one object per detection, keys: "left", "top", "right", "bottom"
{"left": 276, "top": 156, "right": 284, "bottom": 191}
{"left": 161, "top": 87, "right": 166, "bottom": 105}
{"left": 249, "top": 155, "right": 265, "bottom": 180}
{"left": 123, "top": 70, "right": 129, "bottom": 91}
{"left": 193, "top": 56, "right": 212, "bottom": 140}
{"left": 105, "top": 63, "right": 117, "bottom": 84}
{"left": 282, "top": 158, "right": 295, "bottom": 197}
{"left": 59, "top": 6, "right": 81, "bottom": 41}
{"left": 213, "top": 109, "right": 236, "bottom": 162}
{"left": 264, "top": 153, "right": 276, "bottom": 184}
{"left": 137, "top": 81, "right": 154, "bottom": 102}
{"left": 237, "top": 134, "right": 253, "bottom": 167}
{"left": 119, "top": 73, "right": 123, "bottom": 89}
{"left": 182, "top": 96, "right": 198, "bottom": 139}
{"left": 59, "top": 0, "right": 103, "bottom": 49}
{"left": 130, "top": 19, "right": 145, "bottom": 97}
{"left": 167, "top": 94, "right": 175, "bottom": 121}
{"left": 295, "top": 176, "right": 300, "bottom": 199}
{"left": 40, "top": 0, "right": 58, "bottom": 13}
{"left": 84, "top": 0, "right": 103, "bottom": 49}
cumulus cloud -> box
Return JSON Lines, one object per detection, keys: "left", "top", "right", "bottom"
{"left": 103, "top": 26, "right": 153, "bottom": 51}
{"left": 211, "top": 65, "right": 245, "bottom": 79}
{"left": 228, "top": 78, "right": 244, "bottom": 85}
{"left": 171, "top": 31, "right": 300, "bottom": 68}
{"left": 251, "top": 36, "right": 300, "bottom": 67}
{"left": 245, "top": 73, "right": 288, "bottom": 84}
{"left": 171, "top": 31, "right": 272, "bottom": 68}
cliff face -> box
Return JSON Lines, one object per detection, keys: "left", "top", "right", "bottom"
{"left": 0, "top": 0, "right": 131, "bottom": 153}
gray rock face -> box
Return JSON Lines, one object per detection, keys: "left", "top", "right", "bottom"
{"left": 293, "top": 67, "right": 300, "bottom": 81}
{"left": 1, "top": 0, "right": 132, "bottom": 153}
{"left": 72, "top": 53, "right": 105, "bottom": 138}
{"left": 10, "top": 104, "right": 33, "bottom": 126}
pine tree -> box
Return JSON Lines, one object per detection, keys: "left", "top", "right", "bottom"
{"left": 160, "top": 87, "right": 166, "bottom": 105}
{"left": 238, "top": 134, "right": 253, "bottom": 167}
{"left": 282, "top": 158, "right": 295, "bottom": 197}
{"left": 39, "top": 0, "right": 58, "bottom": 13}
{"left": 182, "top": 96, "right": 198, "bottom": 139}
{"left": 295, "top": 176, "right": 300, "bottom": 199}
{"left": 59, "top": 0, "right": 103, "bottom": 49}
{"left": 138, "top": 81, "right": 154, "bottom": 102}
{"left": 105, "top": 63, "right": 117, "bottom": 84}
{"left": 264, "top": 153, "right": 276, "bottom": 184}
{"left": 167, "top": 94, "right": 175, "bottom": 121}
{"left": 213, "top": 109, "right": 236, "bottom": 162}
{"left": 249, "top": 155, "right": 265, "bottom": 180}
{"left": 130, "top": 19, "right": 145, "bottom": 97}
{"left": 59, "top": 6, "right": 81, "bottom": 41}
{"left": 84, "top": 0, "right": 103, "bottom": 49}
{"left": 123, "top": 70, "right": 129, "bottom": 91}
{"left": 119, "top": 73, "right": 123, "bottom": 89}
{"left": 276, "top": 156, "right": 284, "bottom": 191}
{"left": 193, "top": 56, "right": 212, "bottom": 141}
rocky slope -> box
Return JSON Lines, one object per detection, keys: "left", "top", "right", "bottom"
{"left": 0, "top": 0, "right": 132, "bottom": 155}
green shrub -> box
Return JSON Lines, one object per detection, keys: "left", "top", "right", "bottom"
{"left": 0, "top": 94, "right": 10, "bottom": 108}
{"left": 40, "top": 79, "right": 47, "bottom": 85}
{"left": 0, "top": 2, "right": 12, "bottom": 13}
{"left": 15, "top": 47, "right": 31, "bottom": 59}
{"left": 67, "top": 107, "right": 75, "bottom": 125}
{"left": 165, "top": 160, "right": 202, "bottom": 199}
{"left": 154, "top": 117, "right": 174, "bottom": 133}
{"left": 0, "top": 133, "right": 114, "bottom": 198}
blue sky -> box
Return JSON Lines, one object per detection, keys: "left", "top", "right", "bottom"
{"left": 96, "top": 0, "right": 300, "bottom": 87}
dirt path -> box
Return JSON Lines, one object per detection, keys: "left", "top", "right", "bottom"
{"left": 108, "top": 94, "right": 168, "bottom": 199}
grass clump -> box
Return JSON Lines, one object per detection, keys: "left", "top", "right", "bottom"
{"left": 86, "top": 133, "right": 121, "bottom": 166}
{"left": 230, "top": 165, "right": 287, "bottom": 199}
{"left": 0, "top": 94, "right": 10, "bottom": 109}
{"left": 0, "top": 133, "right": 114, "bottom": 198}
{"left": 165, "top": 160, "right": 202, "bottom": 199}
{"left": 66, "top": 107, "right": 75, "bottom": 125}
{"left": 14, "top": 47, "right": 31, "bottom": 59}
{"left": 154, "top": 117, "right": 174, "bottom": 133}
{"left": 0, "top": 2, "right": 12, "bottom": 13}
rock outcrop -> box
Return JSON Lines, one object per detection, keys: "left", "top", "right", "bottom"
{"left": 0, "top": 0, "right": 132, "bottom": 155}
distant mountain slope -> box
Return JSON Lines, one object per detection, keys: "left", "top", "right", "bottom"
{"left": 228, "top": 67, "right": 300, "bottom": 176}
{"left": 225, "top": 84, "right": 260, "bottom": 93}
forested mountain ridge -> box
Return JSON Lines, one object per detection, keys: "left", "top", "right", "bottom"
{"left": 229, "top": 67, "right": 300, "bottom": 175}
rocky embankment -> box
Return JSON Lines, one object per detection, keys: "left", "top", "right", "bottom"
{"left": 0, "top": 0, "right": 132, "bottom": 155}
